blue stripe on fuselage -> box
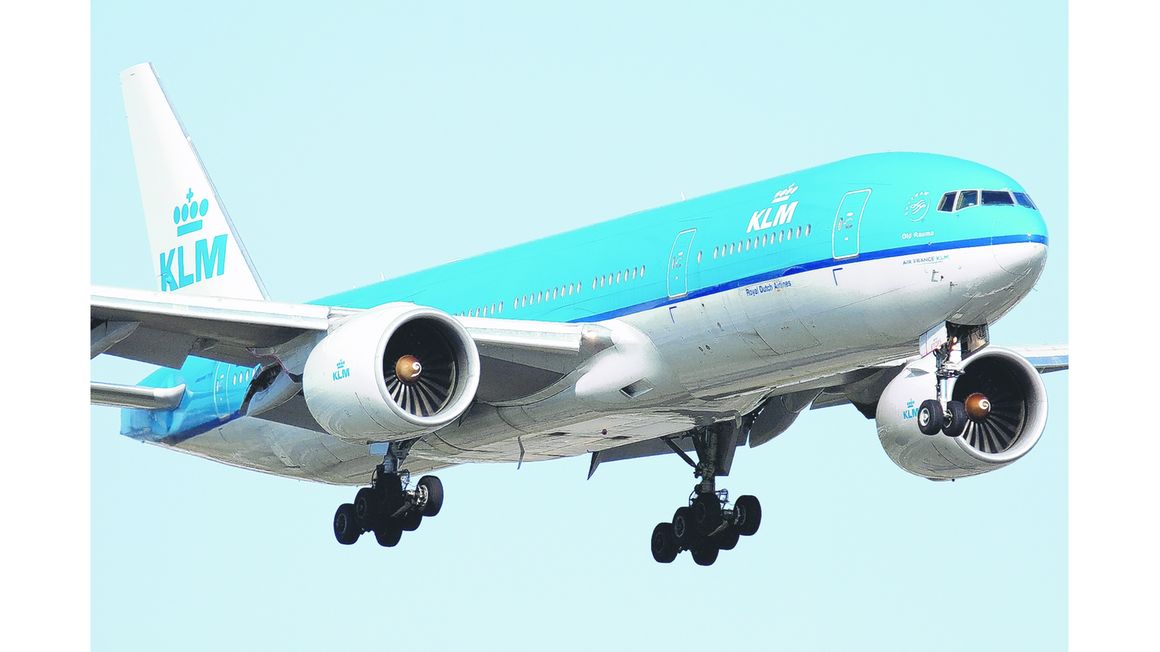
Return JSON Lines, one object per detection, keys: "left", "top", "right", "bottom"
{"left": 572, "top": 234, "right": 1047, "bottom": 322}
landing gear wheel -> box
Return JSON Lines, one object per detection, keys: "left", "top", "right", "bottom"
{"left": 417, "top": 476, "right": 444, "bottom": 517}
{"left": 734, "top": 495, "right": 762, "bottom": 537}
{"left": 672, "top": 507, "right": 698, "bottom": 548}
{"left": 333, "top": 503, "right": 360, "bottom": 545}
{"left": 651, "top": 523, "right": 679, "bottom": 563}
{"left": 715, "top": 526, "right": 740, "bottom": 551}
{"left": 354, "top": 487, "right": 379, "bottom": 526}
{"left": 690, "top": 544, "right": 720, "bottom": 567}
{"left": 691, "top": 495, "right": 722, "bottom": 536}
{"left": 399, "top": 509, "right": 423, "bottom": 532}
{"left": 373, "top": 521, "right": 403, "bottom": 547}
{"left": 942, "top": 400, "right": 969, "bottom": 438}
{"left": 917, "top": 399, "right": 944, "bottom": 436}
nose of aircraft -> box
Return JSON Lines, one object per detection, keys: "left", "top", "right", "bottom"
{"left": 993, "top": 209, "right": 1048, "bottom": 277}
{"left": 994, "top": 240, "right": 1047, "bottom": 278}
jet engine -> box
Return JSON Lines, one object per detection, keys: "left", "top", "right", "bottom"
{"left": 875, "top": 347, "right": 1047, "bottom": 480}
{"left": 302, "top": 303, "right": 480, "bottom": 443}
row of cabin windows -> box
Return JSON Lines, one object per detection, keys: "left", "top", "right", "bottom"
{"left": 515, "top": 280, "right": 587, "bottom": 310}
{"left": 456, "top": 265, "right": 648, "bottom": 317}
{"left": 451, "top": 221, "right": 816, "bottom": 318}
{"left": 456, "top": 302, "right": 504, "bottom": 318}
{"left": 937, "top": 189, "right": 1037, "bottom": 212}
{"left": 592, "top": 265, "right": 646, "bottom": 291}
{"left": 711, "top": 224, "right": 813, "bottom": 261}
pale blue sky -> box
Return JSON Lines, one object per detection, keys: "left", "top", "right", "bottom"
{"left": 91, "top": 2, "right": 1067, "bottom": 650}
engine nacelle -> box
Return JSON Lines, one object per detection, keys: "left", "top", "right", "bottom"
{"left": 302, "top": 303, "right": 480, "bottom": 443}
{"left": 875, "top": 347, "right": 1048, "bottom": 480}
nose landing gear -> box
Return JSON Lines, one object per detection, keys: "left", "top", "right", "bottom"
{"left": 650, "top": 422, "right": 761, "bottom": 566}
{"left": 916, "top": 340, "right": 986, "bottom": 438}
{"left": 332, "top": 440, "right": 444, "bottom": 547}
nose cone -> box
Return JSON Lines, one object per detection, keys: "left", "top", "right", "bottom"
{"left": 994, "top": 240, "right": 1048, "bottom": 278}
{"left": 994, "top": 209, "right": 1048, "bottom": 277}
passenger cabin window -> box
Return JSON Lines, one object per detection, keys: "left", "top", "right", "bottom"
{"left": 982, "top": 190, "right": 1014, "bottom": 206}
{"left": 955, "top": 190, "right": 979, "bottom": 211}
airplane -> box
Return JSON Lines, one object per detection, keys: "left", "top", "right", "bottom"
{"left": 91, "top": 63, "right": 1067, "bottom": 566}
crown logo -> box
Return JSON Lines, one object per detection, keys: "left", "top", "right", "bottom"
{"left": 336, "top": 360, "right": 346, "bottom": 369}
{"left": 173, "top": 188, "right": 208, "bottom": 237}
{"left": 771, "top": 183, "right": 799, "bottom": 204}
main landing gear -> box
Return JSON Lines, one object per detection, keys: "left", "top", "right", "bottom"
{"left": 650, "top": 423, "right": 761, "bottom": 566}
{"left": 332, "top": 440, "right": 444, "bottom": 547}
{"left": 915, "top": 339, "right": 991, "bottom": 438}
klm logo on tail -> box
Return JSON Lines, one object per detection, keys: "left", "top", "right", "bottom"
{"left": 160, "top": 188, "right": 227, "bottom": 291}
{"left": 332, "top": 360, "right": 350, "bottom": 381}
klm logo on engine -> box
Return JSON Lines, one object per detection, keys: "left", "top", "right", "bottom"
{"left": 746, "top": 183, "right": 799, "bottom": 233}
{"left": 332, "top": 360, "right": 350, "bottom": 381}
{"left": 159, "top": 188, "right": 227, "bottom": 291}
{"left": 902, "top": 399, "right": 918, "bottom": 420}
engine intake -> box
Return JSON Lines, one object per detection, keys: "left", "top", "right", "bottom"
{"left": 303, "top": 304, "right": 480, "bottom": 442}
{"left": 875, "top": 347, "right": 1048, "bottom": 480}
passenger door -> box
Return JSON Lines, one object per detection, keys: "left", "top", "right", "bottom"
{"left": 667, "top": 228, "right": 697, "bottom": 298}
{"left": 832, "top": 189, "right": 871, "bottom": 259}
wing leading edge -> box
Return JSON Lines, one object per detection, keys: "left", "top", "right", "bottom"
{"left": 91, "top": 286, "right": 616, "bottom": 403}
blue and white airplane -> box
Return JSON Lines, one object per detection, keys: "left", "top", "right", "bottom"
{"left": 92, "top": 64, "right": 1067, "bottom": 566}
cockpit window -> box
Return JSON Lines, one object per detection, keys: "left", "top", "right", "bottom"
{"left": 1013, "top": 192, "right": 1037, "bottom": 209}
{"left": 938, "top": 192, "right": 956, "bottom": 212}
{"left": 981, "top": 190, "right": 1014, "bottom": 206}
{"left": 940, "top": 189, "right": 1038, "bottom": 212}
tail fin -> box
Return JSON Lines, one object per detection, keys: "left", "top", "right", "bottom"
{"left": 120, "top": 63, "right": 267, "bottom": 300}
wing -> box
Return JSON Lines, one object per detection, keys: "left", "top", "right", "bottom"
{"left": 91, "top": 285, "right": 340, "bottom": 368}
{"left": 92, "top": 285, "right": 615, "bottom": 406}
{"left": 586, "top": 344, "right": 1068, "bottom": 475}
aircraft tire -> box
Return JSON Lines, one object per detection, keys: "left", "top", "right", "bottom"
{"left": 418, "top": 476, "right": 444, "bottom": 517}
{"left": 691, "top": 494, "right": 722, "bottom": 536}
{"left": 354, "top": 488, "right": 378, "bottom": 526}
{"left": 715, "top": 526, "right": 740, "bottom": 551}
{"left": 917, "top": 399, "right": 944, "bottom": 436}
{"left": 942, "top": 400, "right": 969, "bottom": 438}
{"left": 399, "top": 509, "right": 423, "bottom": 532}
{"left": 333, "top": 503, "right": 360, "bottom": 545}
{"left": 672, "top": 507, "right": 699, "bottom": 548}
{"left": 734, "top": 495, "right": 762, "bottom": 537}
{"left": 690, "top": 544, "right": 719, "bottom": 567}
{"left": 374, "top": 521, "right": 403, "bottom": 547}
{"left": 651, "top": 523, "right": 679, "bottom": 563}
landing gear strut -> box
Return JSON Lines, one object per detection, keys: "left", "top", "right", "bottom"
{"left": 650, "top": 422, "right": 761, "bottom": 566}
{"left": 332, "top": 439, "right": 444, "bottom": 547}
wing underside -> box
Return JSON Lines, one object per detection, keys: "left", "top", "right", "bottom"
{"left": 91, "top": 286, "right": 618, "bottom": 414}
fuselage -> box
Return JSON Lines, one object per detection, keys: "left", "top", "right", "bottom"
{"left": 122, "top": 152, "right": 1048, "bottom": 484}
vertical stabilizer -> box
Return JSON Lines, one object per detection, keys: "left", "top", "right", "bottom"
{"left": 120, "top": 63, "right": 267, "bottom": 300}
